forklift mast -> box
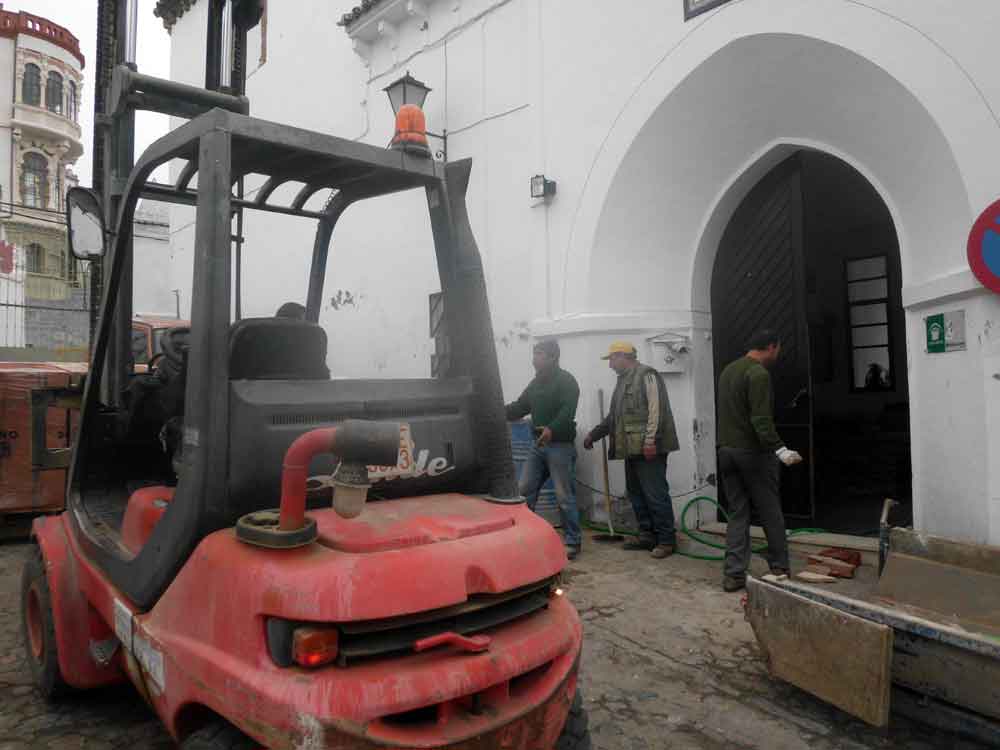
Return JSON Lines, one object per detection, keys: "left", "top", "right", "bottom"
{"left": 92, "top": 0, "right": 260, "bottom": 408}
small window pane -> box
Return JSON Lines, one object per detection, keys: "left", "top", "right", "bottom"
{"left": 22, "top": 64, "right": 40, "bottom": 105}
{"left": 850, "top": 303, "right": 888, "bottom": 326}
{"left": 852, "top": 324, "right": 889, "bottom": 348}
{"left": 847, "top": 256, "right": 887, "bottom": 281}
{"left": 848, "top": 278, "right": 888, "bottom": 302}
{"left": 26, "top": 243, "right": 44, "bottom": 274}
{"left": 853, "top": 347, "right": 891, "bottom": 390}
{"left": 46, "top": 71, "right": 63, "bottom": 114}
{"left": 131, "top": 328, "right": 150, "bottom": 364}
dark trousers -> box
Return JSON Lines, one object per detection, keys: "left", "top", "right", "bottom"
{"left": 624, "top": 455, "right": 676, "bottom": 546}
{"left": 519, "top": 442, "right": 582, "bottom": 547}
{"left": 719, "top": 447, "right": 789, "bottom": 579}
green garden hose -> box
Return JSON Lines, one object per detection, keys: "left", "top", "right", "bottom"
{"left": 585, "top": 495, "right": 827, "bottom": 561}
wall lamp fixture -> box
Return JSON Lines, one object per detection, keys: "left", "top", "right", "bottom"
{"left": 530, "top": 174, "right": 557, "bottom": 200}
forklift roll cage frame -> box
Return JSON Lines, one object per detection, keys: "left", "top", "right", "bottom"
{"left": 70, "top": 106, "right": 514, "bottom": 610}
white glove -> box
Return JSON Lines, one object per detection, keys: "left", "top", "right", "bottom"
{"left": 776, "top": 447, "right": 803, "bottom": 466}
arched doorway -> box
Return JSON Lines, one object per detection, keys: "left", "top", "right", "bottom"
{"left": 711, "top": 151, "right": 911, "bottom": 533}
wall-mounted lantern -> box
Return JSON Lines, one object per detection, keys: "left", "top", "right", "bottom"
{"left": 530, "top": 174, "right": 557, "bottom": 200}
{"left": 383, "top": 70, "right": 446, "bottom": 160}
{"left": 383, "top": 71, "right": 431, "bottom": 114}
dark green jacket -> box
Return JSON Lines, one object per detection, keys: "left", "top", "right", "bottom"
{"left": 590, "top": 363, "right": 679, "bottom": 459}
{"left": 717, "top": 356, "right": 783, "bottom": 452}
{"left": 505, "top": 367, "right": 580, "bottom": 442}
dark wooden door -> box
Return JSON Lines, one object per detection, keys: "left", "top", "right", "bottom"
{"left": 711, "top": 156, "right": 814, "bottom": 519}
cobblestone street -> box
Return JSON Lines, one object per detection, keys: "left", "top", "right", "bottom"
{"left": 0, "top": 535, "right": 988, "bottom": 749}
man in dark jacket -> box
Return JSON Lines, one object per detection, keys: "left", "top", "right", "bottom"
{"left": 506, "top": 339, "right": 583, "bottom": 559}
{"left": 584, "top": 341, "right": 679, "bottom": 558}
{"left": 716, "top": 329, "right": 803, "bottom": 592}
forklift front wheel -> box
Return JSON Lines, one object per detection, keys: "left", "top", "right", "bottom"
{"left": 556, "top": 690, "right": 592, "bottom": 750}
{"left": 21, "top": 545, "right": 68, "bottom": 699}
{"left": 181, "top": 721, "right": 259, "bottom": 749}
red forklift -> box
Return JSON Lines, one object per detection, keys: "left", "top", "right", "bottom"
{"left": 20, "top": 2, "right": 589, "bottom": 747}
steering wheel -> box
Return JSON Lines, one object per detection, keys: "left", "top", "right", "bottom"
{"left": 160, "top": 327, "right": 191, "bottom": 368}
{"left": 147, "top": 351, "right": 166, "bottom": 372}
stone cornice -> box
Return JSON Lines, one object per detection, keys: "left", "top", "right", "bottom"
{"left": 0, "top": 8, "right": 85, "bottom": 68}
{"left": 154, "top": 0, "right": 199, "bottom": 32}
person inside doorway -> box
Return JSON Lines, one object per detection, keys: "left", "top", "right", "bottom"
{"left": 275, "top": 301, "right": 306, "bottom": 320}
{"left": 584, "top": 341, "right": 679, "bottom": 559}
{"left": 717, "top": 329, "right": 803, "bottom": 592}
{"left": 505, "top": 339, "right": 583, "bottom": 560}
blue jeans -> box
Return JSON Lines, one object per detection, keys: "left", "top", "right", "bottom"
{"left": 519, "top": 442, "right": 582, "bottom": 548}
{"left": 624, "top": 455, "right": 677, "bottom": 546}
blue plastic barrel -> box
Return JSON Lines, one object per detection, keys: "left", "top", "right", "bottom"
{"left": 509, "top": 421, "right": 561, "bottom": 527}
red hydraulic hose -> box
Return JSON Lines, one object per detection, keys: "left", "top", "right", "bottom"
{"left": 277, "top": 421, "right": 401, "bottom": 531}
{"left": 279, "top": 427, "right": 338, "bottom": 531}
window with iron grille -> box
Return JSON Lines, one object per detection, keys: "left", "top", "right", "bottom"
{"left": 22, "top": 63, "right": 40, "bottom": 105}
{"left": 26, "top": 243, "right": 44, "bottom": 274}
{"left": 68, "top": 80, "right": 77, "bottom": 121}
{"left": 21, "top": 153, "right": 49, "bottom": 208}
{"left": 46, "top": 71, "right": 63, "bottom": 114}
{"left": 50, "top": 249, "right": 66, "bottom": 278}
{"left": 846, "top": 255, "right": 893, "bottom": 392}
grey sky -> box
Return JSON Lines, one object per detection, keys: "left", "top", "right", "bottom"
{"left": 4, "top": 1, "right": 172, "bottom": 185}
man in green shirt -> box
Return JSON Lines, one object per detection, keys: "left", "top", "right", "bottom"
{"left": 716, "top": 329, "right": 803, "bottom": 592}
{"left": 506, "top": 339, "right": 583, "bottom": 559}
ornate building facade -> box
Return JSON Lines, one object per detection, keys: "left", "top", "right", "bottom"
{"left": 0, "top": 5, "right": 85, "bottom": 354}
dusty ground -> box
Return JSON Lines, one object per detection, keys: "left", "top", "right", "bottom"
{"left": 0, "top": 534, "right": 988, "bottom": 749}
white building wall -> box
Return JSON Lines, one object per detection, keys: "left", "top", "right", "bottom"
{"left": 166, "top": 0, "right": 1000, "bottom": 542}
{"left": 133, "top": 203, "right": 174, "bottom": 316}
{"left": 19, "top": 36, "right": 80, "bottom": 72}
{"left": 0, "top": 36, "right": 15, "bottom": 211}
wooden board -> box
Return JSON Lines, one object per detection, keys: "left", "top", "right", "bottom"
{"left": 746, "top": 577, "right": 893, "bottom": 727}
{"left": 806, "top": 554, "right": 856, "bottom": 578}
{"left": 796, "top": 570, "right": 837, "bottom": 583}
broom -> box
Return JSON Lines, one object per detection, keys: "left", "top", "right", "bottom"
{"left": 592, "top": 387, "right": 624, "bottom": 542}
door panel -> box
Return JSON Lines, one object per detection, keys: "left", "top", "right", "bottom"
{"left": 712, "top": 155, "right": 814, "bottom": 519}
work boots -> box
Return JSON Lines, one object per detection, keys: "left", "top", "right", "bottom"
{"left": 722, "top": 576, "right": 746, "bottom": 592}
{"left": 623, "top": 533, "right": 655, "bottom": 551}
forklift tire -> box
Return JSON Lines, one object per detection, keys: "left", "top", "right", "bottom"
{"left": 181, "top": 722, "right": 258, "bottom": 749}
{"left": 21, "top": 545, "right": 68, "bottom": 699}
{"left": 556, "top": 690, "right": 592, "bottom": 750}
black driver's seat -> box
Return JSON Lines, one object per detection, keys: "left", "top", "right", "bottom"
{"left": 228, "top": 317, "right": 330, "bottom": 380}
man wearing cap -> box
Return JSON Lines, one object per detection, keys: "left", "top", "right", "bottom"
{"left": 506, "top": 339, "right": 584, "bottom": 559}
{"left": 584, "top": 342, "right": 679, "bottom": 558}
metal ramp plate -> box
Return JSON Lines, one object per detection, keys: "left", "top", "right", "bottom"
{"left": 746, "top": 577, "right": 893, "bottom": 727}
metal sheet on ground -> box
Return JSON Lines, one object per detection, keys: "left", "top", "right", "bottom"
{"left": 889, "top": 527, "right": 1000, "bottom": 577}
{"left": 893, "top": 630, "right": 1000, "bottom": 722}
{"left": 746, "top": 577, "right": 893, "bottom": 727}
{"left": 877, "top": 552, "right": 1000, "bottom": 636}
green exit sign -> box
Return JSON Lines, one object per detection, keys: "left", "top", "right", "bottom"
{"left": 926, "top": 314, "right": 946, "bottom": 353}
{"left": 925, "top": 310, "right": 967, "bottom": 354}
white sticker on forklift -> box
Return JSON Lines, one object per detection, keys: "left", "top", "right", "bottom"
{"left": 184, "top": 426, "right": 200, "bottom": 448}
{"left": 366, "top": 424, "right": 455, "bottom": 482}
{"left": 113, "top": 598, "right": 132, "bottom": 650}
{"left": 133, "top": 631, "right": 165, "bottom": 694}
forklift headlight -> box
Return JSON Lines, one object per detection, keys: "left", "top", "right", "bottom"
{"left": 292, "top": 626, "right": 340, "bottom": 668}
{"left": 267, "top": 618, "right": 340, "bottom": 668}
